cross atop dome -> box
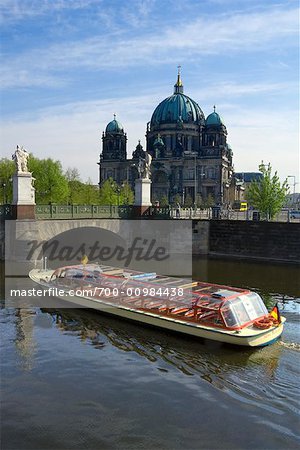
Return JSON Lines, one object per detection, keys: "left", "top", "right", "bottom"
{"left": 174, "top": 65, "right": 183, "bottom": 94}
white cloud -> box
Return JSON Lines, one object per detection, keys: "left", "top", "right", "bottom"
{"left": 0, "top": 0, "right": 101, "bottom": 23}
{"left": 1, "top": 6, "right": 298, "bottom": 88}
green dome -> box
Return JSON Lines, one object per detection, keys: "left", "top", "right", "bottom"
{"left": 206, "top": 111, "right": 224, "bottom": 127}
{"left": 106, "top": 117, "right": 124, "bottom": 133}
{"left": 151, "top": 93, "right": 204, "bottom": 127}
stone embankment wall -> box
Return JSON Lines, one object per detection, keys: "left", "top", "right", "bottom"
{"left": 1, "top": 219, "right": 299, "bottom": 264}
{"left": 207, "top": 220, "right": 300, "bottom": 263}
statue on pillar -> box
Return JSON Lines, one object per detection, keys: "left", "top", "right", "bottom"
{"left": 11, "top": 145, "right": 36, "bottom": 214}
{"left": 136, "top": 151, "right": 152, "bottom": 179}
{"left": 12, "top": 145, "right": 30, "bottom": 173}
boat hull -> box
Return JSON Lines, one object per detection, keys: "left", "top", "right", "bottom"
{"left": 29, "top": 269, "right": 285, "bottom": 347}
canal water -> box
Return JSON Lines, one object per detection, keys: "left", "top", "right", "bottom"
{"left": 1, "top": 258, "right": 299, "bottom": 450}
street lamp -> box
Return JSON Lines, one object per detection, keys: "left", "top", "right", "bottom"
{"left": 1, "top": 183, "right": 6, "bottom": 204}
{"left": 287, "top": 175, "right": 296, "bottom": 206}
{"left": 183, "top": 151, "right": 198, "bottom": 208}
{"left": 115, "top": 185, "right": 121, "bottom": 206}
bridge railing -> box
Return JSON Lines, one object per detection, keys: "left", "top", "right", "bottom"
{"left": 0, "top": 204, "right": 13, "bottom": 220}
{"left": 1, "top": 204, "right": 298, "bottom": 222}
{"left": 35, "top": 204, "right": 137, "bottom": 219}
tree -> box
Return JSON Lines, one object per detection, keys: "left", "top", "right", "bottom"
{"left": 65, "top": 167, "right": 84, "bottom": 204}
{"left": 246, "top": 162, "right": 289, "bottom": 220}
{"left": 184, "top": 193, "right": 193, "bottom": 208}
{"left": 28, "top": 156, "right": 69, "bottom": 204}
{"left": 196, "top": 193, "right": 203, "bottom": 208}
{"left": 0, "top": 158, "right": 15, "bottom": 204}
{"left": 65, "top": 167, "right": 81, "bottom": 182}
{"left": 160, "top": 195, "right": 169, "bottom": 207}
{"left": 80, "top": 178, "right": 101, "bottom": 205}
{"left": 99, "top": 178, "right": 118, "bottom": 205}
{"left": 120, "top": 181, "right": 134, "bottom": 205}
{"left": 204, "top": 193, "right": 215, "bottom": 208}
{"left": 172, "top": 193, "right": 182, "bottom": 207}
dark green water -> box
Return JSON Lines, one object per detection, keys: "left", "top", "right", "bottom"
{"left": 1, "top": 258, "right": 300, "bottom": 450}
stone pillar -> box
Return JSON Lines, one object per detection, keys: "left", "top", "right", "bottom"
{"left": 12, "top": 173, "right": 35, "bottom": 219}
{"left": 134, "top": 178, "right": 152, "bottom": 216}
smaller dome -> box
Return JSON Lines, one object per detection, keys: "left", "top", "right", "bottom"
{"left": 206, "top": 107, "right": 224, "bottom": 127}
{"left": 106, "top": 115, "right": 124, "bottom": 133}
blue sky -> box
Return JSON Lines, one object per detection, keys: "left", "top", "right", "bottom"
{"left": 1, "top": 0, "right": 299, "bottom": 186}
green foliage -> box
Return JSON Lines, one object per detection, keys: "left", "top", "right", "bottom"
{"left": 0, "top": 158, "right": 14, "bottom": 204}
{"left": 246, "top": 162, "right": 289, "bottom": 220}
{"left": 172, "top": 193, "right": 182, "bottom": 207}
{"left": 80, "top": 178, "right": 101, "bottom": 205}
{"left": 184, "top": 193, "right": 193, "bottom": 208}
{"left": 0, "top": 157, "right": 134, "bottom": 207}
{"left": 67, "top": 180, "right": 85, "bottom": 204}
{"left": 99, "top": 178, "right": 118, "bottom": 205}
{"left": 120, "top": 181, "right": 134, "bottom": 205}
{"left": 65, "top": 167, "right": 84, "bottom": 204}
{"left": 204, "top": 193, "right": 215, "bottom": 208}
{"left": 160, "top": 195, "right": 169, "bottom": 207}
{"left": 196, "top": 193, "right": 203, "bottom": 208}
{"left": 28, "top": 156, "right": 69, "bottom": 204}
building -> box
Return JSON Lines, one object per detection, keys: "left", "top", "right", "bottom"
{"left": 98, "top": 69, "right": 242, "bottom": 206}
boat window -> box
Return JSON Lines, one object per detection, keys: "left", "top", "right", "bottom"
{"left": 222, "top": 293, "right": 267, "bottom": 327}
{"left": 239, "top": 293, "right": 268, "bottom": 318}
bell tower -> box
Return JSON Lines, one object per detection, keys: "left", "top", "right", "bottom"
{"left": 101, "top": 114, "right": 127, "bottom": 161}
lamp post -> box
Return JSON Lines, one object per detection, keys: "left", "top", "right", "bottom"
{"left": 183, "top": 151, "right": 198, "bottom": 208}
{"left": 287, "top": 175, "right": 296, "bottom": 207}
{"left": 116, "top": 186, "right": 121, "bottom": 206}
{"left": 1, "top": 183, "right": 6, "bottom": 204}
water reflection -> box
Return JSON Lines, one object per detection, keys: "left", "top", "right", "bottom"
{"left": 43, "top": 307, "right": 283, "bottom": 381}
{"left": 14, "top": 309, "right": 36, "bottom": 371}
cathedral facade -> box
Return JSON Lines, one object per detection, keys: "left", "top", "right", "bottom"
{"left": 98, "top": 70, "right": 242, "bottom": 205}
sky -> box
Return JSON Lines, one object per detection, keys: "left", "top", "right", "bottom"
{"left": 0, "top": 0, "right": 299, "bottom": 187}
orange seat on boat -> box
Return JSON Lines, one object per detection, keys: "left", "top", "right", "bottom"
{"left": 171, "top": 307, "right": 190, "bottom": 315}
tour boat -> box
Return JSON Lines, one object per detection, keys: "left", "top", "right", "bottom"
{"left": 29, "top": 263, "right": 285, "bottom": 347}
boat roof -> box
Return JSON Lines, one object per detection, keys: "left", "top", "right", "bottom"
{"left": 53, "top": 264, "right": 250, "bottom": 302}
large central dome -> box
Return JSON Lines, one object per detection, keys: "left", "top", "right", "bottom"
{"left": 150, "top": 71, "right": 205, "bottom": 128}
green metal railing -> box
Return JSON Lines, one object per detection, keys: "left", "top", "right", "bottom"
{"left": 0, "top": 204, "right": 13, "bottom": 220}
{"left": 35, "top": 204, "right": 135, "bottom": 219}
{"left": 0, "top": 204, "right": 172, "bottom": 220}
{"left": 1, "top": 204, "right": 295, "bottom": 221}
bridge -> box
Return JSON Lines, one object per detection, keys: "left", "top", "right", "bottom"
{"left": 3, "top": 214, "right": 194, "bottom": 277}
{"left": 1, "top": 205, "right": 299, "bottom": 267}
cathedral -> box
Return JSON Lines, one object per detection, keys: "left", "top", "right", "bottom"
{"left": 98, "top": 69, "right": 243, "bottom": 206}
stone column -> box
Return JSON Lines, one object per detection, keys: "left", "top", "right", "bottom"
{"left": 12, "top": 173, "right": 36, "bottom": 219}
{"left": 134, "top": 178, "right": 152, "bottom": 216}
